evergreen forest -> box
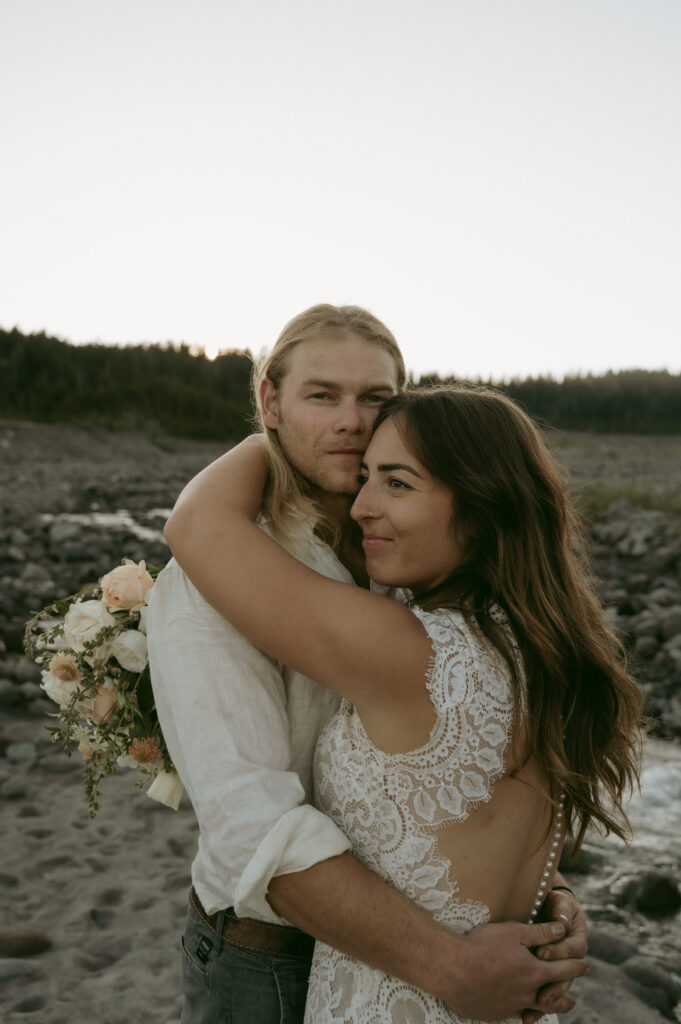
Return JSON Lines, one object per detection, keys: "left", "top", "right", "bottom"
{"left": 1, "top": 327, "right": 679, "bottom": 442}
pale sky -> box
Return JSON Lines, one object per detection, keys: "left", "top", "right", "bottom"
{"left": 2, "top": 0, "right": 680, "bottom": 380}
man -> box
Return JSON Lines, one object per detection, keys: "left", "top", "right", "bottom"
{"left": 148, "top": 304, "right": 587, "bottom": 1024}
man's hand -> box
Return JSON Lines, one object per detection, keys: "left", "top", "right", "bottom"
{"left": 522, "top": 888, "right": 589, "bottom": 1024}
{"left": 439, "top": 919, "right": 588, "bottom": 1021}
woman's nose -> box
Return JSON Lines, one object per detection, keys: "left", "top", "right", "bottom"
{"left": 350, "top": 486, "right": 378, "bottom": 522}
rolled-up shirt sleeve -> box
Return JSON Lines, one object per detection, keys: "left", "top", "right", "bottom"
{"left": 146, "top": 559, "right": 350, "bottom": 924}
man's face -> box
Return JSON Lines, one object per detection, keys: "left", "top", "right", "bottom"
{"left": 261, "top": 334, "right": 400, "bottom": 496}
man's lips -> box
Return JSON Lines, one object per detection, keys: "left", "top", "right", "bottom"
{"left": 327, "top": 448, "right": 363, "bottom": 459}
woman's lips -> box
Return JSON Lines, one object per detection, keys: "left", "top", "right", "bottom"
{"left": 362, "top": 537, "right": 392, "bottom": 548}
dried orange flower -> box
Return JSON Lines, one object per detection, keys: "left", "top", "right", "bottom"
{"left": 129, "top": 737, "right": 162, "bottom": 764}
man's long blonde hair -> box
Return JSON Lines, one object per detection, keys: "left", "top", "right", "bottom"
{"left": 252, "top": 304, "right": 405, "bottom": 550}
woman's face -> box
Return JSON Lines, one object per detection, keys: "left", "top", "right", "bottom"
{"left": 350, "top": 417, "right": 467, "bottom": 595}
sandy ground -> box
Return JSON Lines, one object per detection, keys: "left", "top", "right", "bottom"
{"left": 1, "top": 714, "right": 197, "bottom": 1023}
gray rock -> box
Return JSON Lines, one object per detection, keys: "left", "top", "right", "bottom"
{"left": 0, "top": 779, "right": 28, "bottom": 800}
{"left": 27, "top": 697, "right": 58, "bottom": 719}
{"left": 659, "top": 608, "right": 681, "bottom": 641}
{"left": 631, "top": 871, "right": 681, "bottom": 915}
{"left": 33, "top": 754, "right": 80, "bottom": 773}
{"left": 5, "top": 741, "right": 39, "bottom": 763}
{"left": 630, "top": 612, "right": 661, "bottom": 640}
{"left": 20, "top": 561, "right": 53, "bottom": 583}
{"left": 0, "top": 678, "right": 24, "bottom": 708}
{"left": 622, "top": 955, "right": 681, "bottom": 1006}
{"left": 647, "top": 587, "right": 681, "bottom": 607}
{"left": 0, "top": 958, "right": 45, "bottom": 981}
{"left": 0, "top": 930, "right": 52, "bottom": 957}
{"left": 19, "top": 681, "right": 43, "bottom": 701}
{"left": 569, "top": 958, "right": 670, "bottom": 1023}
{"left": 634, "top": 636, "right": 659, "bottom": 658}
{"left": 48, "top": 520, "right": 83, "bottom": 545}
{"left": 13, "top": 659, "right": 41, "bottom": 683}
{"left": 614, "top": 869, "right": 681, "bottom": 917}
{"left": 586, "top": 927, "right": 637, "bottom": 964}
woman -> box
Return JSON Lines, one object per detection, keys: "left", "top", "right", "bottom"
{"left": 166, "top": 385, "right": 643, "bottom": 1023}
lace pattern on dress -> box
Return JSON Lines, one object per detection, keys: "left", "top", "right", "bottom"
{"left": 305, "top": 605, "right": 547, "bottom": 1023}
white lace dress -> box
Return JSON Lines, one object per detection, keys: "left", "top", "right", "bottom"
{"left": 303, "top": 605, "right": 558, "bottom": 1024}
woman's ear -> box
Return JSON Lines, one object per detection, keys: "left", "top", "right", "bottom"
{"left": 259, "top": 378, "right": 280, "bottom": 430}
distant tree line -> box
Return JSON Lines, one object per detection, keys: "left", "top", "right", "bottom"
{"left": 0, "top": 328, "right": 254, "bottom": 441}
{"left": 416, "top": 369, "right": 681, "bottom": 434}
{"left": 1, "top": 327, "right": 679, "bottom": 440}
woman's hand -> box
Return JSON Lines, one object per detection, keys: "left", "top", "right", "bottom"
{"left": 521, "top": 887, "right": 588, "bottom": 1024}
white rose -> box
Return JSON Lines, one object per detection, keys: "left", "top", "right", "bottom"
{"left": 138, "top": 605, "right": 148, "bottom": 634}
{"left": 63, "top": 599, "right": 115, "bottom": 653}
{"left": 41, "top": 666, "right": 80, "bottom": 708}
{"left": 146, "top": 770, "right": 184, "bottom": 810}
{"left": 111, "top": 630, "right": 148, "bottom": 673}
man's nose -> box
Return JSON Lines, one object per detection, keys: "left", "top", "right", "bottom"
{"left": 334, "top": 400, "right": 365, "bottom": 433}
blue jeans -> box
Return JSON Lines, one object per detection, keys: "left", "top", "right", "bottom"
{"left": 180, "top": 902, "right": 313, "bottom": 1024}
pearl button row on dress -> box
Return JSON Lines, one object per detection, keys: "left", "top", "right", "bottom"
{"left": 526, "top": 793, "right": 565, "bottom": 923}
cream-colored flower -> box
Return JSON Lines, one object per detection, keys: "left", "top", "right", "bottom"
{"left": 49, "top": 653, "right": 82, "bottom": 684}
{"left": 137, "top": 605, "right": 148, "bottom": 634}
{"left": 63, "top": 599, "right": 115, "bottom": 652}
{"left": 111, "top": 630, "right": 148, "bottom": 673}
{"left": 41, "top": 665, "right": 81, "bottom": 707}
{"left": 146, "top": 770, "right": 184, "bottom": 810}
{"left": 100, "top": 560, "right": 154, "bottom": 612}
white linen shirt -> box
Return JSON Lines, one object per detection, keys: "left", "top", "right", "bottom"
{"left": 146, "top": 524, "right": 353, "bottom": 925}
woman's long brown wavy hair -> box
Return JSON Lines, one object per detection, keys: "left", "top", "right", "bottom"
{"left": 374, "top": 384, "right": 643, "bottom": 854}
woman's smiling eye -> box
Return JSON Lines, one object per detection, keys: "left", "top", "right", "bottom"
{"left": 357, "top": 473, "right": 369, "bottom": 486}
{"left": 388, "top": 477, "right": 411, "bottom": 490}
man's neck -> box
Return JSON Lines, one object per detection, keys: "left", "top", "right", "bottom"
{"left": 314, "top": 491, "right": 370, "bottom": 589}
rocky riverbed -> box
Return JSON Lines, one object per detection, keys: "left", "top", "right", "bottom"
{"left": 1, "top": 420, "right": 680, "bottom": 1023}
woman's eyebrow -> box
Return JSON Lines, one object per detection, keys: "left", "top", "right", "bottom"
{"left": 359, "top": 460, "right": 424, "bottom": 479}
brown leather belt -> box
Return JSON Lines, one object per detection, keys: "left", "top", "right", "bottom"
{"left": 189, "top": 887, "right": 315, "bottom": 959}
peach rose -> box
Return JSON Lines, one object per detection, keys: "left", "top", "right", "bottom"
{"left": 100, "top": 560, "right": 154, "bottom": 612}
{"left": 90, "top": 683, "right": 118, "bottom": 724}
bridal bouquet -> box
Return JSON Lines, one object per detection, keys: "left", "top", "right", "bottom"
{"left": 24, "top": 559, "right": 183, "bottom": 817}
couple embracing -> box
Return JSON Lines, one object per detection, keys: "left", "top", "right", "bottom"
{"left": 146, "top": 304, "right": 642, "bottom": 1024}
